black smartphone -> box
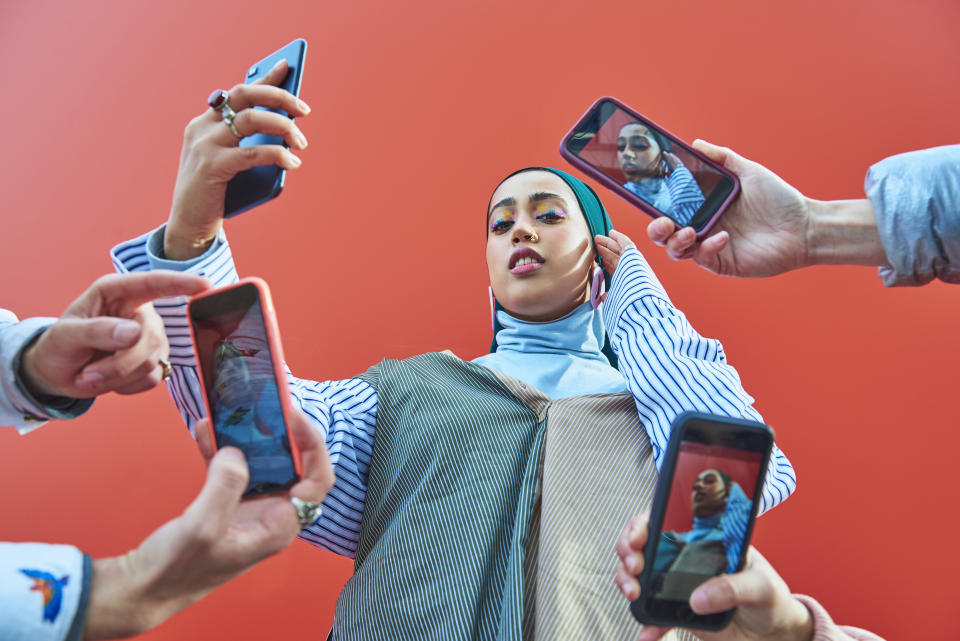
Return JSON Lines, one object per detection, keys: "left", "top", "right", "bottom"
{"left": 223, "top": 38, "right": 307, "bottom": 218}
{"left": 559, "top": 97, "right": 739, "bottom": 237}
{"left": 187, "top": 278, "right": 302, "bottom": 497}
{"left": 631, "top": 412, "right": 774, "bottom": 630}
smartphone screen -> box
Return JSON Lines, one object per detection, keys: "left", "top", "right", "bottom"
{"left": 561, "top": 98, "right": 737, "bottom": 232}
{"left": 224, "top": 38, "right": 307, "bottom": 218}
{"left": 634, "top": 414, "right": 772, "bottom": 628}
{"left": 189, "top": 283, "right": 299, "bottom": 495}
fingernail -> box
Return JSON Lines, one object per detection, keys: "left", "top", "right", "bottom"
{"left": 112, "top": 320, "right": 140, "bottom": 344}
{"left": 297, "top": 98, "right": 311, "bottom": 114}
{"left": 296, "top": 131, "right": 308, "bottom": 148}
{"left": 76, "top": 372, "right": 104, "bottom": 388}
{"left": 287, "top": 152, "right": 302, "bottom": 167}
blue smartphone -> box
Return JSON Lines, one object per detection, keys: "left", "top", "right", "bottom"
{"left": 223, "top": 38, "right": 307, "bottom": 218}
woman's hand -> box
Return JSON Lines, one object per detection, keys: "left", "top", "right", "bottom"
{"left": 595, "top": 229, "right": 637, "bottom": 276}
{"left": 164, "top": 59, "right": 311, "bottom": 261}
{"left": 662, "top": 151, "right": 683, "bottom": 175}
{"left": 614, "top": 511, "right": 814, "bottom": 641}
{"left": 646, "top": 140, "right": 813, "bottom": 278}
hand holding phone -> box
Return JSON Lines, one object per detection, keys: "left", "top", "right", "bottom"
{"left": 164, "top": 40, "right": 309, "bottom": 261}
{"left": 616, "top": 515, "right": 813, "bottom": 641}
{"left": 224, "top": 38, "right": 308, "bottom": 217}
{"left": 629, "top": 412, "right": 774, "bottom": 630}
{"left": 560, "top": 97, "right": 740, "bottom": 237}
{"left": 188, "top": 278, "right": 301, "bottom": 497}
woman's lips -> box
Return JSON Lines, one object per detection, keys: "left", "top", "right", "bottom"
{"left": 511, "top": 261, "right": 543, "bottom": 275}
{"left": 509, "top": 248, "right": 545, "bottom": 275}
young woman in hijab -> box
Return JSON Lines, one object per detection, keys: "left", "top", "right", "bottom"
{"left": 111, "top": 63, "right": 796, "bottom": 641}
{"left": 618, "top": 121, "right": 706, "bottom": 225}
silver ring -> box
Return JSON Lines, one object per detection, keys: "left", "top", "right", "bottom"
{"left": 220, "top": 101, "right": 241, "bottom": 139}
{"left": 159, "top": 358, "right": 172, "bottom": 381}
{"left": 290, "top": 497, "right": 322, "bottom": 527}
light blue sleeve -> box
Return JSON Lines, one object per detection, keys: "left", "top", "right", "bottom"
{"left": 110, "top": 226, "right": 376, "bottom": 558}
{"left": 0, "top": 543, "right": 90, "bottom": 641}
{"left": 866, "top": 145, "right": 960, "bottom": 286}
{"left": 602, "top": 246, "right": 796, "bottom": 514}
{"left": 0, "top": 312, "right": 94, "bottom": 432}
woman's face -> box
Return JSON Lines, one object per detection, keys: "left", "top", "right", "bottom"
{"left": 617, "top": 123, "right": 661, "bottom": 181}
{"left": 486, "top": 170, "right": 595, "bottom": 322}
{"left": 690, "top": 469, "right": 729, "bottom": 519}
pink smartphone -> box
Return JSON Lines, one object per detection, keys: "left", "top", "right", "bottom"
{"left": 187, "top": 277, "right": 302, "bottom": 497}
{"left": 559, "top": 97, "right": 739, "bottom": 236}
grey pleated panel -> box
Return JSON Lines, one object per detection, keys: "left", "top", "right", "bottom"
{"left": 491, "top": 376, "right": 697, "bottom": 641}
{"left": 333, "top": 353, "right": 546, "bottom": 641}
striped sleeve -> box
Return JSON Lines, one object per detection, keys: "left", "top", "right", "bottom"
{"left": 602, "top": 246, "right": 796, "bottom": 514}
{"left": 665, "top": 164, "right": 705, "bottom": 226}
{"left": 110, "top": 227, "right": 376, "bottom": 557}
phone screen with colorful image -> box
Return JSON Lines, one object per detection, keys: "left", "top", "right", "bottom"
{"left": 189, "top": 281, "right": 299, "bottom": 496}
{"left": 560, "top": 97, "right": 739, "bottom": 235}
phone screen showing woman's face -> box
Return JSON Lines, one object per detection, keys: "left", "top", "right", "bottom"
{"left": 564, "top": 100, "right": 735, "bottom": 229}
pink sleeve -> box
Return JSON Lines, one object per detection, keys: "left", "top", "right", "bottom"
{"left": 793, "top": 595, "right": 887, "bottom": 641}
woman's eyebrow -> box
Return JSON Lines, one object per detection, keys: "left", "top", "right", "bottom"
{"left": 490, "top": 196, "right": 516, "bottom": 212}
{"left": 528, "top": 192, "right": 566, "bottom": 207}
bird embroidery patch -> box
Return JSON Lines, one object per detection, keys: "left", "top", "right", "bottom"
{"left": 20, "top": 569, "right": 68, "bottom": 622}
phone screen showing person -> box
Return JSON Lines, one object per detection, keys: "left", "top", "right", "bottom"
{"left": 189, "top": 282, "right": 299, "bottom": 496}
{"left": 560, "top": 98, "right": 738, "bottom": 234}
{"left": 632, "top": 413, "right": 773, "bottom": 629}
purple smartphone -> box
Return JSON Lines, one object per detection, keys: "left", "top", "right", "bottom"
{"left": 559, "top": 97, "right": 739, "bottom": 236}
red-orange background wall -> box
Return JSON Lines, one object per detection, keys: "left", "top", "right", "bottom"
{"left": 1, "top": 1, "right": 958, "bottom": 639}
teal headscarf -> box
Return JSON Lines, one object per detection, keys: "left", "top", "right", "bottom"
{"left": 488, "top": 167, "right": 618, "bottom": 367}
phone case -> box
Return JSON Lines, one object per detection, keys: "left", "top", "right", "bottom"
{"left": 186, "top": 277, "right": 303, "bottom": 481}
{"left": 223, "top": 38, "right": 308, "bottom": 218}
{"left": 630, "top": 412, "right": 773, "bottom": 630}
{"left": 559, "top": 96, "right": 739, "bottom": 237}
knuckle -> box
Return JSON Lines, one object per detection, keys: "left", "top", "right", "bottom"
{"left": 233, "top": 109, "right": 253, "bottom": 133}
{"left": 218, "top": 458, "right": 249, "bottom": 491}
{"left": 229, "top": 82, "right": 247, "bottom": 98}
{"left": 184, "top": 116, "right": 206, "bottom": 142}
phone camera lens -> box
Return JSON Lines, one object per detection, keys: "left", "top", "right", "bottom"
{"left": 247, "top": 64, "right": 258, "bottom": 78}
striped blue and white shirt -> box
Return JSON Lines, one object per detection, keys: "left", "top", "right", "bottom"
{"left": 111, "top": 228, "right": 795, "bottom": 558}
{"left": 624, "top": 164, "right": 705, "bottom": 225}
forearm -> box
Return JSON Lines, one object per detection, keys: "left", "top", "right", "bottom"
{"left": 604, "top": 247, "right": 796, "bottom": 511}
{"left": 111, "top": 227, "right": 241, "bottom": 430}
{"left": 805, "top": 198, "right": 887, "bottom": 267}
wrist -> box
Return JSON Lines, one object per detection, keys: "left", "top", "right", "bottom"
{"left": 83, "top": 556, "right": 153, "bottom": 640}
{"left": 163, "top": 221, "right": 221, "bottom": 261}
{"left": 84, "top": 549, "right": 205, "bottom": 640}
{"left": 19, "top": 335, "right": 63, "bottom": 399}
{"left": 778, "top": 596, "right": 815, "bottom": 641}
{"left": 805, "top": 197, "right": 887, "bottom": 267}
